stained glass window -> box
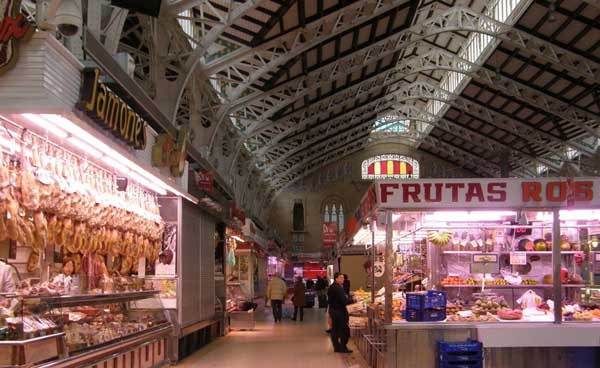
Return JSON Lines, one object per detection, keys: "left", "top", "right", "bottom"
{"left": 361, "top": 154, "right": 420, "bottom": 180}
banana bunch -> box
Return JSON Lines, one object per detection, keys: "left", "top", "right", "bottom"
{"left": 427, "top": 231, "right": 452, "bottom": 245}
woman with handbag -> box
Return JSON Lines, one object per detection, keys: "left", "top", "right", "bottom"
{"left": 292, "top": 277, "right": 307, "bottom": 321}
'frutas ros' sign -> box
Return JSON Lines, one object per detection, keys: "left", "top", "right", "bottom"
{"left": 79, "top": 68, "right": 147, "bottom": 150}
{"left": 0, "top": 0, "right": 34, "bottom": 75}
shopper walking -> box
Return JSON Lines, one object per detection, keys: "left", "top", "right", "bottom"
{"left": 292, "top": 277, "right": 307, "bottom": 321}
{"left": 306, "top": 278, "right": 314, "bottom": 290}
{"left": 328, "top": 272, "right": 354, "bottom": 353}
{"left": 267, "top": 272, "right": 287, "bottom": 323}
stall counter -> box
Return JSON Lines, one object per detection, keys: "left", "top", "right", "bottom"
{"left": 385, "top": 321, "right": 600, "bottom": 347}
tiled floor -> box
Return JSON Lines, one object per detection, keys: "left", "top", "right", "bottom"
{"left": 176, "top": 306, "right": 367, "bottom": 367}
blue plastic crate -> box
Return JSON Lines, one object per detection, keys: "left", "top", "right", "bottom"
{"left": 423, "top": 308, "right": 446, "bottom": 322}
{"left": 404, "top": 308, "right": 422, "bottom": 322}
{"left": 425, "top": 290, "right": 447, "bottom": 309}
{"left": 438, "top": 340, "right": 482, "bottom": 354}
{"left": 439, "top": 351, "right": 482, "bottom": 363}
{"left": 406, "top": 292, "right": 426, "bottom": 309}
{"left": 439, "top": 362, "right": 482, "bottom": 368}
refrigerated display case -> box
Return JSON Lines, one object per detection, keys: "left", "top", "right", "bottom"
{"left": 0, "top": 291, "right": 171, "bottom": 367}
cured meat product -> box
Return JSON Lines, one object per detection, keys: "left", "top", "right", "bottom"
{"left": 20, "top": 169, "right": 40, "bottom": 211}
{"left": 0, "top": 199, "right": 7, "bottom": 241}
{"left": 47, "top": 215, "right": 59, "bottom": 244}
{"left": 0, "top": 155, "right": 9, "bottom": 188}
{"left": 6, "top": 197, "right": 20, "bottom": 241}
{"left": 20, "top": 217, "right": 36, "bottom": 248}
{"left": 33, "top": 211, "right": 47, "bottom": 249}
{"left": 61, "top": 218, "right": 74, "bottom": 247}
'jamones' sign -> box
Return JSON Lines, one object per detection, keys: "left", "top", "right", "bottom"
{"left": 0, "top": 0, "right": 34, "bottom": 75}
{"left": 79, "top": 68, "right": 147, "bottom": 149}
{"left": 375, "top": 178, "right": 598, "bottom": 209}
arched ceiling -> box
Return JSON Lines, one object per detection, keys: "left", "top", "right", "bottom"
{"left": 29, "top": 0, "right": 599, "bottom": 222}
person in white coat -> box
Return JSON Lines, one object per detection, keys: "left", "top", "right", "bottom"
{"left": 0, "top": 261, "right": 16, "bottom": 311}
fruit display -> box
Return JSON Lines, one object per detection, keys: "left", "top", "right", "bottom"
{"left": 485, "top": 278, "right": 509, "bottom": 286}
{"left": 517, "top": 239, "right": 534, "bottom": 251}
{"left": 447, "top": 313, "right": 497, "bottom": 323}
{"left": 591, "top": 309, "right": 600, "bottom": 320}
{"left": 521, "top": 279, "right": 538, "bottom": 285}
{"left": 572, "top": 311, "right": 594, "bottom": 321}
{"left": 498, "top": 309, "right": 523, "bottom": 320}
{"left": 427, "top": 231, "right": 452, "bottom": 246}
{"left": 472, "top": 299, "right": 502, "bottom": 315}
{"left": 533, "top": 239, "right": 547, "bottom": 251}
{"left": 441, "top": 276, "right": 464, "bottom": 286}
{"left": 465, "top": 277, "right": 477, "bottom": 286}
{"left": 446, "top": 302, "right": 463, "bottom": 315}
{"left": 353, "top": 288, "right": 371, "bottom": 302}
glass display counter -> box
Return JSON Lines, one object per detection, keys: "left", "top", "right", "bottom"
{"left": 0, "top": 291, "right": 171, "bottom": 368}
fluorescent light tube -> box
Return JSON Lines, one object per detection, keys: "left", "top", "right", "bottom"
{"left": 22, "top": 114, "right": 68, "bottom": 139}
{"left": 67, "top": 137, "right": 103, "bottom": 158}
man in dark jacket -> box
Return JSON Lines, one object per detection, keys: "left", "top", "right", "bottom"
{"left": 316, "top": 276, "right": 328, "bottom": 308}
{"left": 328, "top": 272, "right": 354, "bottom": 353}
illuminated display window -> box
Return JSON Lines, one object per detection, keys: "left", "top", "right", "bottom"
{"left": 361, "top": 154, "right": 419, "bottom": 180}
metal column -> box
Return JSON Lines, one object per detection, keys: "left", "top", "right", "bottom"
{"left": 552, "top": 208, "right": 562, "bottom": 324}
{"left": 371, "top": 219, "right": 376, "bottom": 304}
{"left": 384, "top": 210, "right": 396, "bottom": 368}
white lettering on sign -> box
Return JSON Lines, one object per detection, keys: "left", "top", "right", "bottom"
{"left": 375, "top": 178, "right": 597, "bottom": 209}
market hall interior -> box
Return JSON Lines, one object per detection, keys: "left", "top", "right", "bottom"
{"left": 177, "top": 306, "right": 368, "bottom": 368}
{"left": 0, "top": 0, "right": 599, "bottom": 367}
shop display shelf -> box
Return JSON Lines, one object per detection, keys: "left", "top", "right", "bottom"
{"left": 18, "top": 290, "right": 160, "bottom": 308}
{"left": 442, "top": 284, "right": 587, "bottom": 289}
{"left": 443, "top": 251, "right": 592, "bottom": 255}
{"left": 443, "top": 285, "right": 551, "bottom": 289}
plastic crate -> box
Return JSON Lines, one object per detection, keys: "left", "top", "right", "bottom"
{"left": 423, "top": 308, "right": 446, "bottom": 322}
{"left": 404, "top": 308, "right": 423, "bottom": 322}
{"left": 440, "top": 351, "right": 482, "bottom": 363}
{"left": 425, "top": 290, "right": 447, "bottom": 309}
{"left": 438, "top": 340, "right": 482, "bottom": 354}
{"left": 439, "top": 362, "right": 482, "bottom": 368}
{"left": 406, "top": 292, "right": 426, "bottom": 309}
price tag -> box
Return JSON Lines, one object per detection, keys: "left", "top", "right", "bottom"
{"left": 470, "top": 254, "right": 499, "bottom": 274}
{"left": 510, "top": 252, "right": 527, "bottom": 265}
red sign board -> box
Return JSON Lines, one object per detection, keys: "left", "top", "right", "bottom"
{"left": 359, "top": 185, "right": 377, "bottom": 220}
{"left": 0, "top": 0, "right": 34, "bottom": 75}
{"left": 195, "top": 169, "right": 213, "bottom": 192}
{"left": 376, "top": 178, "right": 597, "bottom": 209}
{"left": 323, "top": 222, "right": 338, "bottom": 248}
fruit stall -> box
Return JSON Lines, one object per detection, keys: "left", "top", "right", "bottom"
{"left": 345, "top": 178, "right": 600, "bottom": 368}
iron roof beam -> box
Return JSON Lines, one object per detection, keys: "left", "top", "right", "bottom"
{"left": 388, "top": 81, "right": 594, "bottom": 159}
